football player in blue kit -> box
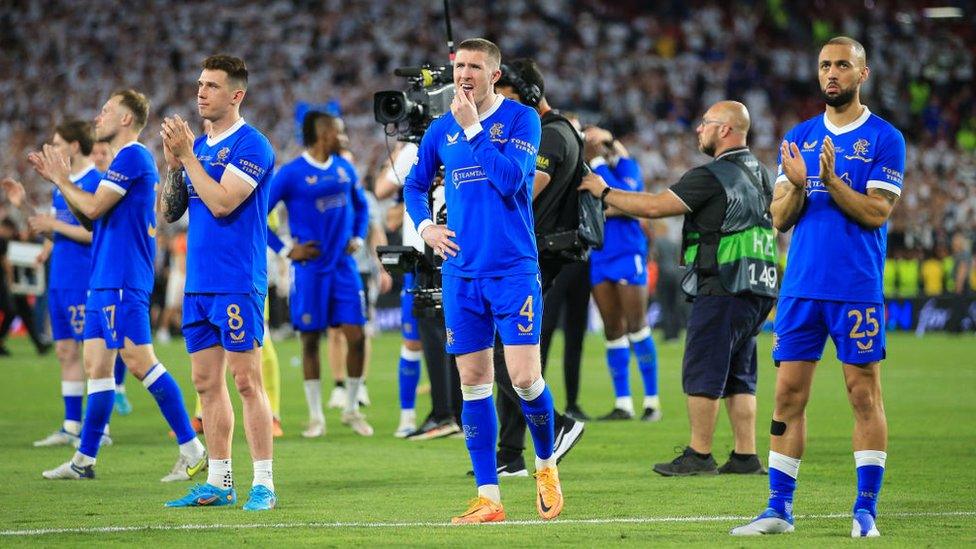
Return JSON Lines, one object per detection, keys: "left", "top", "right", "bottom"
{"left": 404, "top": 38, "right": 563, "bottom": 523}
{"left": 34, "top": 90, "right": 206, "bottom": 483}
{"left": 583, "top": 126, "right": 661, "bottom": 422}
{"left": 266, "top": 111, "right": 373, "bottom": 438}
{"left": 2, "top": 121, "right": 104, "bottom": 447}
{"left": 732, "top": 37, "right": 906, "bottom": 538}
{"left": 160, "top": 55, "right": 277, "bottom": 511}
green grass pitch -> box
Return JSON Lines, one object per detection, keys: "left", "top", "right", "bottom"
{"left": 0, "top": 330, "right": 973, "bottom": 546}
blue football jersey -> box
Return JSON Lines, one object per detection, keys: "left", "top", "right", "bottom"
{"left": 185, "top": 119, "right": 275, "bottom": 294}
{"left": 591, "top": 157, "right": 647, "bottom": 262}
{"left": 89, "top": 142, "right": 157, "bottom": 291}
{"left": 778, "top": 108, "right": 906, "bottom": 303}
{"left": 50, "top": 166, "right": 101, "bottom": 290}
{"left": 404, "top": 96, "right": 542, "bottom": 277}
{"left": 267, "top": 152, "right": 368, "bottom": 271}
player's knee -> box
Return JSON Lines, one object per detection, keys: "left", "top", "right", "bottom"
{"left": 55, "top": 341, "right": 77, "bottom": 364}
{"left": 344, "top": 327, "right": 365, "bottom": 350}
{"left": 508, "top": 369, "right": 540, "bottom": 389}
{"left": 192, "top": 369, "right": 219, "bottom": 395}
{"left": 847, "top": 384, "right": 882, "bottom": 416}
{"left": 233, "top": 370, "right": 262, "bottom": 398}
{"left": 775, "top": 382, "right": 809, "bottom": 414}
{"left": 603, "top": 325, "right": 626, "bottom": 342}
{"left": 404, "top": 338, "right": 422, "bottom": 352}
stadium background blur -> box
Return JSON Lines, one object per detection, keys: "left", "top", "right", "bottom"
{"left": 1, "top": 0, "right": 974, "bottom": 340}
{"left": 0, "top": 2, "right": 974, "bottom": 544}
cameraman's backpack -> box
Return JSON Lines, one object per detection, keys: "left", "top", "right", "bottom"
{"left": 535, "top": 112, "right": 605, "bottom": 261}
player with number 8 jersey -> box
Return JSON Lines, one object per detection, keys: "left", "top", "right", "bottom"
{"left": 161, "top": 55, "right": 277, "bottom": 511}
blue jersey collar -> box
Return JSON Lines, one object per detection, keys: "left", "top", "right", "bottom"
{"left": 823, "top": 106, "right": 871, "bottom": 135}
{"left": 206, "top": 118, "right": 246, "bottom": 147}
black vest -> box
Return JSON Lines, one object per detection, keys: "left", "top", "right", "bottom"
{"left": 681, "top": 150, "right": 779, "bottom": 298}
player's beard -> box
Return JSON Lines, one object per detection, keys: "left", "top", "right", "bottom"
{"left": 821, "top": 84, "right": 857, "bottom": 108}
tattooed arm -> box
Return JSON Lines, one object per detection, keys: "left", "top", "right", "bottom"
{"left": 160, "top": 168, "right": 189, "bottom": 223}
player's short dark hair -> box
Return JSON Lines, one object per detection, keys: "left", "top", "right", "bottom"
{"left": 55, "top": 119, "right": 95, "bottom": 156}
{"left": 111, "top": 89, "right": 150, "bottom": 130}
{"left": 498, "top": 58, "right": 545, "bottom": 99}
{"left": 202, "top": 54, "right": 248, "bottom": 90}
{"left": 457, "top": 38, "right": 501, "bottom": 71}
{"left": 302, "top": 110, "right": 337, "bottom": 148}
{"left": 823, "top": 36, "right": 867, "bottom": 66}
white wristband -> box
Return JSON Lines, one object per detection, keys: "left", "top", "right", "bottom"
{"left": 417, "top": 219, "right": 435, "bottom": 238}
{"left": 278, "top": 242, "right": 293, "bottom": 258}
{"left": 463, "top": 123, "right": 484, "bottom": 141}
{"left": 589, "top": 156, "right": 608, "bottom": 169}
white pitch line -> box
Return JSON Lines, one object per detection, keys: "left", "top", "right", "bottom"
{"left": 2, "top": 511, "right": 973, "bottom": 537}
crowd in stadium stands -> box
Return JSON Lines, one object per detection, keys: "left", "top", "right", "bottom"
{"left": 1, "top": 0, "right": 974, "bottom": 316}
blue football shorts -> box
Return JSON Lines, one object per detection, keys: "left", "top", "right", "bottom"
{"left": 590, "top": 252, "right": 647, "bottom": 286}
{"left": 48, "top": 288, "right": 87, "bottom": 342}
{"left": 401, "top": 272, "right": 419, "bottom": 342}
{"left": 289, "top": 259, "right": 365, "bottom": 332}
{"left": 773, "top": 296, "right": 886, "bottom": 365}
{"left": 84, "top": 288, "right": 152, "bottom": 349}
{"left": 183, "top": 292, "right": 265, "bottom": 354}
{"left": 442, "top": 272, "right": 543, "bottom": 355}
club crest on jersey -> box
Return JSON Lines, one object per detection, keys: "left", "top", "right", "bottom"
{"left": 489, "top": 122, "right": 507, "bottom": 143}
{"left": 802, "top": 140, "right": 818, "bottom": 152}
{"left": 337, "top": 167, "right": 351, "bottom": 183}
{"left": 844, "top": 138, "right": 872, "bottom": 162}
{"left": 208, "top": 147, "right": 231, "bottom": 167}
{"left": 446, "top": 132, "right": 461, "bottom": 145}
{"left": 305, "top": 175, "right": 318, "bottom": 185}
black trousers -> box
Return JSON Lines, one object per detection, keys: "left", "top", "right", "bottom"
{"left": 493, "top": 258, "right": 571, "bottom": 461}
{"left": 416, "top": 313, "right": 462, "bottom": 423}
{"left": 657, "top": 269, "right": 685, "bottom": 341}
{"left": 540, "top": 260, "right": 590, "bottom": 408}
{"left": 0, "top": 287, "right": 46, "bottom": 351}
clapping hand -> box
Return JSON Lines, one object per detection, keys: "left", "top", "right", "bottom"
{"left": 1, "top": 177, "right": 26, "bottom": 207}
{"left": 160, "top": 115, "right": 196, "bottom": 163}
{"left": 779, "top": 140, "right": 807, "bottom": 190}
{"left": 28, "top": 145, "right": 71, "bottom": 187}
{"left": 819, "top": 135, "right": 838, "bottom": 187}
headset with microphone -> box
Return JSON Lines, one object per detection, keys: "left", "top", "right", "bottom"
{"left": 499, "top": 63, "right": 542, "bottom": 107}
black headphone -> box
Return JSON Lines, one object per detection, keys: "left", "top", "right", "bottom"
{"left": 500, "top": 63, "right": 542, "bottom": 107}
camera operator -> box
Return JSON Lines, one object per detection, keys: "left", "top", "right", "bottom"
{"left": 483, "top": 58, "right": 587, "bottom": 476}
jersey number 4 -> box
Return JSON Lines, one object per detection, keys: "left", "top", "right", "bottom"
{"left": 518, "top": 295, "right": 534, "bottom": 334}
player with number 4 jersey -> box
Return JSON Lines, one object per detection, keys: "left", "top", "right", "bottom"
{"left": 403, "top": 38, "right": 562, "bottom": 524}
